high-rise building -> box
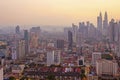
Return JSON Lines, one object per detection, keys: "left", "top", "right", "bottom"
{"left": 17, "top": 40, "right": 25, "bottom": 60}
{"left": 79, "top": 22, "right": 88, "bottom": 39}
{"left": 88, "top": 23, "right": 96, "bottom": 38}
{"left": 103, "top": 12, "right": 108, "bottom": 36}
{"left": 97, "top": 12, "right": 102, "bottom": 33}
{"left": 96, "top": 60, "right": 118, "bottom": 76}
{"left": 30, "top": 32, "right": 39, "bottom": 48}
{"left": 64, "top": 27, "right": 72, "bottom": 41}
{"left": 47, "top": 50, "right": 55, "bottom": 66}
{"left": 68, "top": 30, "right": 73, "bottom": 50}
{"left": 56, "top": 39, "right": 64, "bottom": 49}
{"left": 24, "top": 30, "right": 29, "bottom": 54}
{"left": 15, "top": 25, "right": 20, "bottom": 34}
{"left": 11, "top": 47, "right": 17, "bottom": 60}
{"left": 0, "top": 68, "right": 3, "bottom": 80}
{"left": 54, "top": 50, "right": 61, "bottom": 65}
{"left": 108, "top": 19, "right": 119, "bottom": 42}
{"left": 92, "top": 52, "right": 102, "bottom": 65}
{"left": 117, "top": 22, "right": 120, "bottom": 57}
{"left": 30, "top": 27, "right": 41, "bottom": 37}
{"left": 76, "top": 31, "right": 82, "bottom": 47}
{"left": 72, "top": 23, "right": 78, "bottom": 43}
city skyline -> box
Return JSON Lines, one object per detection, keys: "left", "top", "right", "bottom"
{"left": 0, "top": 0, "right": 120, "bottom": 27}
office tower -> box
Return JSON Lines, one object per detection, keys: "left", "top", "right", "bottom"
{"left": 117, "top": 22, "right": 120, "bottom": 57}
{"left": 30, "top": 26, "right": 41, "bottom": 38}
{"left": 47, "top": 50, "right": 55, "bottom": 66}
{"left": 0, "top": 51, "right": 5, "bottom": 66}
{"left": 0, "top": 68, "right": 3, "bottom": 80}
{"left": 11, "top": 47, "right": 17, "bottom": 60}
{"left": 56, "top": 39, "right": 64, "bottom": 49}
{"left": 24, "top": 30, "right": 29, "bottom": 54}
{"left": 15, "top": 25, "right": 20, "bottom": 34}
{"left": 54, "top": 50, "right": 61, "bottom": 65}
{"left": 79, "top": 22, "right": 88, "bottom": 39}
{"left": 30, "top": 32, "right": 39, "bottom": 48}
{"left": 88, "top": 23, "right": 96, "bottom": 38}
{"left": 114, "top": 23, "right": 119, "bottom": 41}
{"left": 109, "top": 19, "right": 119, "bottom": 42}
{"left": 103, "top": 12, "right": 108, "bottom": 36}
{"left": 92, "top": 52, "right": 101, "bottom": 65}
{"left": 68, "top": 30, "right": 73, "bottom": 49}
{"left": 96, "top": 60, "right": 118, "bottom": 76}
{"left": 17, "top": 40, "right": 25, "bottom": 60}
{"left": 72, "top": 23, "right": 78, "bottom": 43}
{"left": 64, "top": 27, "right": 72, "bottom": 41}
{"left": 76, "top": 31, "right": 82, "bottom": 47}
{"left": 109, "top": 19, "right": 115, "bottom": 42}
{"left": 97, "top": 12, "right": 102, "bottom": 33}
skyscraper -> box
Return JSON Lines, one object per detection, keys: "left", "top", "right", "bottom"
{"left": 47, "top": 50, "right": 55, "bottom": 66}
{"left": 68, "top": 30, "right": 73, "bottom": 50}
{"left": 15, "top": 25, "right": 20, "bottom": 34}
{"left": 30, "top": 32, "right": 39, "bottom": 48}
{"left": 30, "top": 26, "right": 41, "bottom": 37}
{"left": 24, "top": 30, "right": 29, "bottom": 54}
{"left": 97, "top": 12, "right": 102, "bottom": 33}
{"left": 72, "top": 23, "right": 78, "bottom": 43}
{"left": 17, "top": 40, "right": 25, "bottom": 60}
{"left": 0, "top": 68, "right": 3, "bottom": 80}
{"left": 103, "top": 12, "right": 108, "bottom": 36}
{"left": 109, "top": 19, "right": 115, "bottom": 42}
{"left": 56, "top": 39, "right": 64, "bottom": 49}
{"left": 118, "top": 22, "right": 120, "bottom": 57}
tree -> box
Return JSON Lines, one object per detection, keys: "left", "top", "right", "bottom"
{"left": 47, "top": 74, "right": 56, "bottom": 80}
{"left": 9, "top": 76, "right": 16, "bottom": 80}
{"left": 80, "top": 69, "right": 86, "bottom": 80}
{"left": 20, "top": 76, "right": 28, "bottom": 80}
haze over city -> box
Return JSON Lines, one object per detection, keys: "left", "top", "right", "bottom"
{"left": 1, "top": 0, "right": 120, "bottom": 80}
{"left": 0, "top": 0, "right": 120, "bottom": 27}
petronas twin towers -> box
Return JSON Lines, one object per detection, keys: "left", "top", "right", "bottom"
{"left": 97, "top": 12, "right": 108, "bottom": 36}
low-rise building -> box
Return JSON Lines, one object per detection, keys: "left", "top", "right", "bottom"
{"left": 96, "top": 60, "right": 118, "bottom": 76}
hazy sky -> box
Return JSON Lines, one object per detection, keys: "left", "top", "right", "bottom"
{"left": 0, "top": 0, "right": 120, "bottom": 27}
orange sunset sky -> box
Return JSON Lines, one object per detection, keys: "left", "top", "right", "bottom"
{"left": 0, "top": 0, "right": 120, "bottom": 27}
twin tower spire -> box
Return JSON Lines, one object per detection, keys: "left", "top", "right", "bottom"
{"left": 97, "top": 12, "right": 108, "bottom": 34}
{"left": 99, "top": 11, "right": 108, "bottom": 21}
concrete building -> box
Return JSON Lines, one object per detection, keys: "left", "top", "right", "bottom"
{"left": 72, "top": 23, "right": 78, "bottom": 43}
{"left": 92, "top": 52, "right": 102, "bottom": 65}
{"left": 24, "top": 30, "right": 29, "bottom": 54}
{"left": 15, "top": 25, "right": 20, "bottom": 34}
{"left": 54, "top": 50, "right": 61, "bottom": 65}
{"left": 78, "top": 56, "right": 84, "bottom": 66}
{"left": 118, "top": 22, "right": 120, "bottom": 57}
{"left": 30, "top": 26, "right": 41, "bottom": 38}
{"left": 0, "top": 67, "right": 3, "bottom": 80}
{"left": 79, "top": 22, "right": 88, "bottom": 39}
{"left": 17, "top": 40, "right": 25, "bottom": 60}
{"left": 103, "top": 12, "right": 108, "bottom": 36}
{"left": 96, "top": 60, "right": 118, "bottom": 76}
{"left": 64, "top": 27, "right": 72, "bottom": 41}
{"left": 56, "top": 39, "right": 64, "bottom": 49}
{"left": 68, "top": 30, "right": 73, "bottom": 50}
{"left": 88, "top": 23, "right": 96, "bottom": 39}
{"left": 97, "top": 12, "right": 102, "bottom": 33}
{"left": 30, "top": 32, "right": 39, "bottom": 48}
{"left": 11, "top": 47, "right": 17, "bottom": 60}
{"left": 76, "top": 31, "right": 83, "bottom": 47}
{"left": 47, "top": 50, "right": 55, "bottom": 66}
